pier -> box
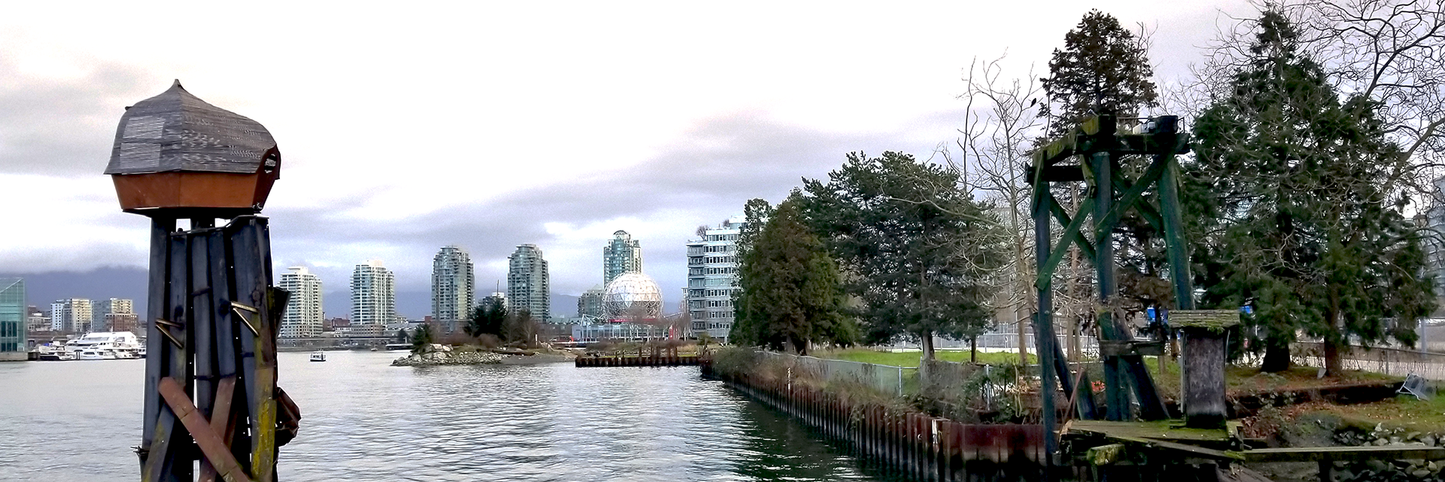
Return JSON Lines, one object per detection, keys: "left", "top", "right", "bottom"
{"left": 574, "top": 355, "right": 705, "bottom": 367}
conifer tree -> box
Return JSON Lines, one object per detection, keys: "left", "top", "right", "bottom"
{"left": 1186, "top": 9, "right": 1435, "bottom": 374}
{"left": 730, "top": 198, "right": 856, "bottom": 354}
{"left": 1042, "top": 9, "right": 1157, "bottom": 133}
{"left": 801, "top": 151, "right": 1003, "bottom": 360}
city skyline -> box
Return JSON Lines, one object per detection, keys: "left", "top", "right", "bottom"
{"left": 0, "top": 2, "right": 1254, "bottom": 314}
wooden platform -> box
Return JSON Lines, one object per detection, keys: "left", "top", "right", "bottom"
{"left": 1237, "top": 445, "right": 1445, "bottom": 463}
{"left": 1066, "top": 419, "right": 1232, "bottom": 447}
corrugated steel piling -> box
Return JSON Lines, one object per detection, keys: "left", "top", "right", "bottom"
{"left": 704, "top": 361, "right": 1045, "bottom": 481}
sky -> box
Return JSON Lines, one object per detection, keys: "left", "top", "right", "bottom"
{"left": 0, "top": 1, "right": 1255, "bottom": 317}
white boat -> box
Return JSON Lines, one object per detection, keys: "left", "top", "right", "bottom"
{"left": 309, "top": 352, "right": 326, "bottom": 362}
{"left": 36, "top": 343, "right": 72, "bottom": 361}
{"left": 77, "top": 349, "right": 117, "bottom": 360}
{"left": 65, "top": 332, "right": 143, "bottom": 360}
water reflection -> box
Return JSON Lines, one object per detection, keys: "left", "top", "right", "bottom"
{"left": 0, "top": 351, "right": 898, "bottom": 482}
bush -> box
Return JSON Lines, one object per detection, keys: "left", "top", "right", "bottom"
{"left": 475, "top": 334, "right": 501, "bottom": 349}
{"left": 712, "top": 347, "right": 760, "bottom": 378}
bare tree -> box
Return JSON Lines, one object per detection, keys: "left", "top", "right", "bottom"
{"left": 952, "top": 53, "right": 1050, "bottom": 364}
{"left": 1197, "top": 0, "right": 1444, "bottom": 200}
{"left": 1291, "top": 0, "right": 1445, "bottom": 196}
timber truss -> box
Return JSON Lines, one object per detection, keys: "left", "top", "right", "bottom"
{"left": 1027, "top": 115, "right": 1196, "bottom": 459}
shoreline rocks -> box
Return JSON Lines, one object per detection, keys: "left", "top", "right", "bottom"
{"left": 391, "top": 350, "right": 502, "bottom": 366}
{"left": 1328, "top": 423, "right": 1444, "bottom": 482}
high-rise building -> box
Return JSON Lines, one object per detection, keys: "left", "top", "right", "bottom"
{"left": 279, "top": 266, "right": 324, "bottom": 339}
{"left": 603, "top": 230, "right": 643, "bottom": 286}
{"left": 480, "top": 291, "right": 508, "bottom": 312}
{"left": 0, "top": 278, "right": 24, "bottom": 356}
{"left": 51, "top": 298, "right": 93, "bottom": 333}
{"left": 94, "top": 298, "right": 137, "bottom": 332}
{"left": 94, "top": 298, "right": 133, "bottom": 317}
{"left": 507, "top": 244, "right": 550, "bottom": 321}
{"left": 431, "top": 245, "right": 475, "bottom": 334}
{"left": 351, "top": 260, "right": 395, "bottom": 336}
{"left": 578, "top": 286, "right": 605, "bottom": 320}
{"left": 1427, "top": 177, "right": 1445, "bottom": 305}
{"left": 686, "top": 217, "right": 745, "bottom": 341}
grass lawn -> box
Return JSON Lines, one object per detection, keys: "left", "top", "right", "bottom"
{"left": 816, "top": 348, "right": 1037, "bottom": 367}
{"left": 1301, "top": 393, "right": 1445, "bottom": 431}
{"left": 1139, "top": 357, "right": 1401, "bottom": 400}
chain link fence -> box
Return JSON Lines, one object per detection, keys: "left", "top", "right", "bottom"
{"left": 757, "top": 351, "right": 917, "bottom": 397}
{"left": 1292, "top": 342, "right": 1445, "bottom": 381}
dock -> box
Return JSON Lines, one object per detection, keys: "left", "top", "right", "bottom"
{"left": 574, "top": 355, "right": 704, "bottom": 367}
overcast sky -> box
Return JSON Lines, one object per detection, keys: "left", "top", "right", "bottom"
{"left": 1, "top": 1, "right": 1254, "bottom": 312}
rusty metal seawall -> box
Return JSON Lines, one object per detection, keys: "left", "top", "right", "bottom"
{"left": 705, "top": 359, "right": 1048, "bottom": 481}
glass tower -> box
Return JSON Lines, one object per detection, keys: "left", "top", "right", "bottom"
{"left": 603, "top": 230, "right": 643, "bottom": 286}
{"left": 0, "top": 278, "right": 25, "bottom": 353}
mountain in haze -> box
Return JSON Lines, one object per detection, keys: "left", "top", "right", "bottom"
{"left": 1, "top": 267, "right": 149, "bottom": 313}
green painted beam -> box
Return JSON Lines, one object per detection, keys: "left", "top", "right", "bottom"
{"left": 1035, "top": 197, "right": 1095, "bottom": 290}
{"left": 1047, "top": 195, "right": 1097, "bottom": 259}
{"left": 1099, "top": 156, "right": 1170, "bottom": 238}
{"left": 1158, "top": 155, "right": 1196, "bottom": 310}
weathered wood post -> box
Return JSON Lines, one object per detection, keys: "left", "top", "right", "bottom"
{"left": 106, "top": 80, "right": 294, "bottom": 482}
{"left": 1171, "top": 310, "right": 1239, "bottom": 428}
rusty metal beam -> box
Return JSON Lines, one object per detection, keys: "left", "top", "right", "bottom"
{"left": 159, "top": 377, "right": 252, "bottom": 482}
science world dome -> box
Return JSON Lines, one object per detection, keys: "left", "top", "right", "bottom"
{"left": 603, "top": 272, "right": 663, "bottom": 321}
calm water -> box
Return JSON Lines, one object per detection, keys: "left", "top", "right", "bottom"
{"left": 0, "top": 351, "right": 899, "bottom": 481}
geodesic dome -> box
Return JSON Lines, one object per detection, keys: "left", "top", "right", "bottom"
{"left": 603, "top": 272, "right": 662, "bottom": 321}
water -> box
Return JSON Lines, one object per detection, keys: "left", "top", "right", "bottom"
{"left": 0, "top": 351, "right": 900, "bottom": 481}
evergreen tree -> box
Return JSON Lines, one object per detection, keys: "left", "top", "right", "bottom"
{"left": 1186, "top": 9, "right": 1435, "bottom": 374}
{"left": 467, "top": 297, "right": 507, "bottom": 338}
{"left": 1042, "top": 9, "right": 1157, "bottom": 133}
{"left": 730, "top": 198, "right": 857, "bottom": 354}
{"left": 1042, "top": 10, "right": 1169, "bottom": 327}
{"left": 410, "top": 324, "right": 433, "bottom": 354}
{"left": 801, "top": 151, "right": 1004, "bottom": 360}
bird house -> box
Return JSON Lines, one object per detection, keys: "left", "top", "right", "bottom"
{"left": 105, "top": 80, "right": 280, "bottom": 218}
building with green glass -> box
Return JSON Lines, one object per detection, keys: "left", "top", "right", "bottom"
{"left": 0, "top": 278, "right": 25, "bottom": 360}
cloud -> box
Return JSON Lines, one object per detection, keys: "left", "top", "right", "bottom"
{"left": 260, "top": 109, "right": 963, "bottom": 301}
{"left": 0, "top": 55, "right": 159, "bottom": 175}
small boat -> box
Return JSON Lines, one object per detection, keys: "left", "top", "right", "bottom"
{"left": 78, "top": 349, "right": 117, "bottom": 360}
{"left": 36, "top": 344, "right": 70, "bottom": 361}
{"left": 309, "top": 352, "right": 326, "bottom": 362}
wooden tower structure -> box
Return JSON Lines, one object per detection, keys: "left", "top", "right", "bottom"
{"left": 106, "top": 81, "right": 298, "bottom": 482}
{"left": 1027, "top": 114, "right": 1193, "bottom": 472}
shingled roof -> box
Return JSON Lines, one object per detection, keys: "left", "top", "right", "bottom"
{"left": 104, "top": 80, "right": 277, "bottom": 176}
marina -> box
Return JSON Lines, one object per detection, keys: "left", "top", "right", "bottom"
{"left": 31, "top": 332, "right": 145, "bottom": 361}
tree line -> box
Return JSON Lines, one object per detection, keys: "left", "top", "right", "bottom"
{"left": 729, "top": 1, "right": 1444, "bottom": 376}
